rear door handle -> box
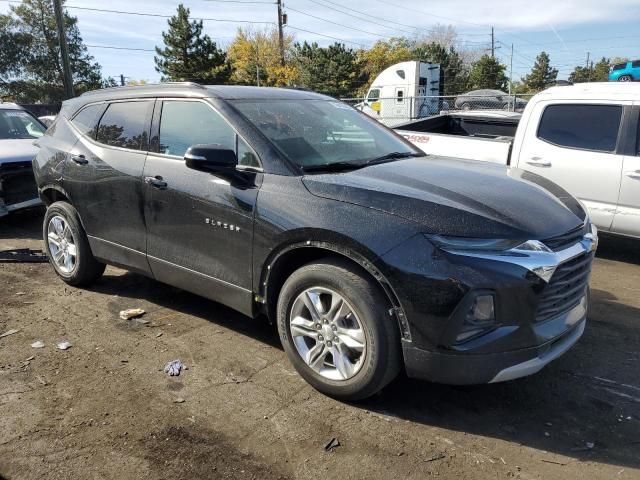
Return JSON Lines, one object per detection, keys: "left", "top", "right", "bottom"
{"left": 70, "top": 154, "right": 88, "bottom": 165}
{"left": 625, "top": 170, "right": 640, "bottom": 179}
{"left": 145, "top": 176, "right": 168, "bottom": 189}
{"left": 526, "top": 157, "right": 552, "bottom": 167}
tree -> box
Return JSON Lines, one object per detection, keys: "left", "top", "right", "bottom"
{"left": 155, "top": 4, "right": 230, "bottom": 84}
{"left": 227, "top": 26, "right": 297, "bottom": 86}
{"left": 293, "top": 42, "right": 364, "bottom": 98}
{"left": 569, "top": 57, "right": 611, "bottom": 83}
{"left": 522, "top": 51, "right": 558, "bottom": 92}
{"left": 356, "top": 37, "right": 413, "bottom": 95}
{"left": 468, "top": 55, "right": 508, "bottom": 90}
{"left": 413, "top": 42, "right": 468, "bottom": 95}
{"left": 0, "top": 0, "right": 104, "bottom": 102}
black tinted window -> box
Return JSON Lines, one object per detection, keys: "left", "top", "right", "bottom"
{"left": 537, "top": 104, "right": 622, "bottom": 152}
{"left": 96, "top": 101, "right": 150, "bottom": 150}
{"left": 159, "top": 101, "right": 235, "bottom": 157}
{"left": 632, "top": 60, "right": 640, "bottom": 68}
{"left": 71, "top": 104, "right": 103, "bottom": 138}
{"left": 613, "top": 63, "right": 627, "bottom": 71}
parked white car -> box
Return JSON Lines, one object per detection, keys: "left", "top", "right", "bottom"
{"left": 0, "top": 102, "right": 45, "bottom": 217}
{"left": 396, "top": 83, "right": 640, "bottom": 238}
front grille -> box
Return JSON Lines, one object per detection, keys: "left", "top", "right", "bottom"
{"left": 542, "top": 224, "right": 587, "bottom": 251}
{"left": 0, "top": 161, "right": 38, "bottom": 205}
{"left": 535, "top": 252, "right": 593, "bottom": 323}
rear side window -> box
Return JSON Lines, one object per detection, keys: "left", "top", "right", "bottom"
{"left": 613, "top": 63, "right": 627, "bottom": 71}
{"left": 96, "top": 101, "right": 151, "bottom": 151}
{"left": 71, "top": 104, "right": 103, "bottom": 138}
{"left": 158, "top": 101, "right": 235, "bottom": 157}
{"left": 632, "top": 60, "right": 640, "bottom": 68}
{"left": 537, "top": 104, "right": 622, "bottom": 153}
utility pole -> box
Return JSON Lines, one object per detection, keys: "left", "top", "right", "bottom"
{"left": 53, "top": 0, "right": 74, "bottom": 99}
{"left": 277, "top": 0, "right": 285, "bottom": 66}
{"left": 508, "top": 43, "right": 514, "bottom": 95}
{"left": 491, "top": 27, "right": 495, "bottom": 58}
{"left": 255, "top": 43, "right": 260, "bottom": 87}
{"left": 585, "top": 52, "right": 590, "bottom": 70}
{"left": 588, "top": 60, "right": 594, "bottom": 82}
{"left": 120, "top": 74, "right": 125, "bottom": 86}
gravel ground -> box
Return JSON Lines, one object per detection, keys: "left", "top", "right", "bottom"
{"left": 1, "top": 208, "right": 639, "bottom": 480}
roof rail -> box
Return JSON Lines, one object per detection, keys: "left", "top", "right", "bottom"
{"left": 80, "top": 81, "right": 206, "bottom": 96}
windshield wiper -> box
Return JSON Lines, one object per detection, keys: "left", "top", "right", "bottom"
{"left": 301, "top": 161, "right": 367, "bottom": 173}
{"left": 362, "top": 151, "right": 423, "bottom": 165}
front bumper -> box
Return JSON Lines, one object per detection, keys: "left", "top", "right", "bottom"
{"left": 402, "top": 296, "right": 587, "bottom": 384}
{"left": 0, "top": 161, "right": 42, "bottom": 217}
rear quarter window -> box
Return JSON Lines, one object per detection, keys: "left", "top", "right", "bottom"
{"left": 71, "top": 104, "right": 104, "bottom": 139}
{"left": 96, "top": 101, "right": 152, "bottom": 151}
{"left": 537, "top": 104, "right": 622, "bottom": 153}
{"left": 613, "top": 63, "right": 628, "bottom": 71}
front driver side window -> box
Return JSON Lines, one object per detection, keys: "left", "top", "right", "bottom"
{"left": 158, "top": 101, "right": 235, "bottom": 157}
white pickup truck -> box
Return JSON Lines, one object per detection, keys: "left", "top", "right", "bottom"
{"left": 395, "top": 83, "right": 640, "bottom": 238}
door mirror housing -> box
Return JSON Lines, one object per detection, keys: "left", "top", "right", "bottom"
{"left": 184, "top": 144, "right": 237, "bottom": 172}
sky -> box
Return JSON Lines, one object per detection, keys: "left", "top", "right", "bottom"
{"left": 2, "top": 0, "right": 640, "bottom": 88}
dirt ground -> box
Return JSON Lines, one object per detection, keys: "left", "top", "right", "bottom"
{"left": 1, "top": 208, "right": 639, "bottom": 480}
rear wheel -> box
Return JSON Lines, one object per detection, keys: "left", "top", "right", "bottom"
{"left": 460, "top": 102, "right": 471, "bottom": 110}
{"left": 43, "top": 201, "right": 105, "bottom": 286}
{"left": 277, "top": 259, "right": 401, "bottom": 401}
{"left": 618, "top": 75, "right": 632, "bottom": 82}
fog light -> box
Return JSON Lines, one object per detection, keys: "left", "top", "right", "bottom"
{"left": 469, "top": 295, "right": 495, "bottom": 324}
{"left": 456, "top": 294, "right": 496, "bottom": 343}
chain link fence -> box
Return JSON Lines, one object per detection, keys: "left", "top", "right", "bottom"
{"left": 341, "top": 94, "right": 535, "bottom": 127}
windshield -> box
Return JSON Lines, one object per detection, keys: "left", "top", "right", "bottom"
{"left": 0, "top": 109, "right": 46, "bottom": 140}
{"left": 231, "top": 99, "right": 420, "bottom": 169}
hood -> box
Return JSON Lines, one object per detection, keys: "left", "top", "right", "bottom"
{"left": 0, "top": 139, "right": 39, "bottom": 165}
{"left": 302, "top": 156, "right": 586, "bottom": 239}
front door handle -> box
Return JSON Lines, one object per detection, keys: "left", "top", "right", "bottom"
{"left": 70, "top": 154, "right": 88, "bottom": 165}
{"left": 145, "top": 175, "right": 168, "bottom": 189}
{"left": 526, "top": 157, "right": 552, "bottom": 167}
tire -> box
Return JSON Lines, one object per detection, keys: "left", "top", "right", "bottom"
{"left": 618, "top": 75, "right": 632, "bottom": 82}
{"left": 276, "top": 258, "right": 401, "bottom": 401}
{"left": 460, "top": 102, "right": 471, "bottom": 110}
{"left": 43, "top": 201, "right": 105, "bottom": 286}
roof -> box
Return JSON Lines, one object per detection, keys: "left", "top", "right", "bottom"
{"left": 76, "top": 83, "right": 331, "bottom": 102}
{"left": 537, "top": 82, "right": 640, "bottom": 101}
{"left": 0, "top": 102, "right": 24, "bottom": 110}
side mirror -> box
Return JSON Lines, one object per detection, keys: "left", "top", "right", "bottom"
{"left": 184, "top": 144, "right": 237, "bottom": 173}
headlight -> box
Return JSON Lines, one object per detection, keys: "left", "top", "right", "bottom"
{"left": 427, "top": 235, "right": 524, "bottom": 252}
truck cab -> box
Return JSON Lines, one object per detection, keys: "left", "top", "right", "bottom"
{"left": 360, "top": 61, "right": 441, "bottom": 127}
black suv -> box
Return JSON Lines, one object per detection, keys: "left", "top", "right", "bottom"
{"left": 33, "top": 83, "right": 597, "bottom": 400}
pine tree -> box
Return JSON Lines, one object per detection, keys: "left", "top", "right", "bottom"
{"left": 569, "top": 57, "right": 611, "bottom": 83}
{"left": 522, "top": 51, "right": 558, "bottom": 92}
{"left": 154, "top": 4, "right": 230, "bottom": 84}
{"left": 293, "top": 42, "right": 364, "bottom": 98}
{"left": 468, "top": 55, "right": 508, "bottom": 90}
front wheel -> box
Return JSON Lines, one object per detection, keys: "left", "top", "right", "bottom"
{"left": 43, "top": 201, "right": 105, "bottom": 286}
{"left": 277, "top": 259, "right": 401, "bottom": 401}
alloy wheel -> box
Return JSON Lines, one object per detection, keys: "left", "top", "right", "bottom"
{"left": 289, "top": 287, "right": 366, "bottom": 381}
{"left": 47, "top": 215, "right": 78, "bottom": 274}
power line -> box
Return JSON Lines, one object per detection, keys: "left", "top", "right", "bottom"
{"left": 285, "top": 6, "right": 387, "bottom": 38}
{"left": 0, "top": 2, "right": 275, "bottom": 24}
{"left": 285, "top": 24, "right": 370, "bottom": 48}
{"left": 86, "top": 44, "right": 155, "bottom": 52}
